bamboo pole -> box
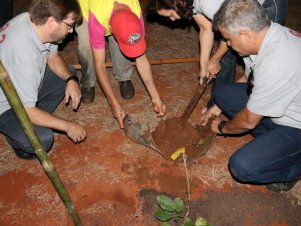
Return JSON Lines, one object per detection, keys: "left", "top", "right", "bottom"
{"left": 72, "top": 56, "right": 200, "bottom": 70}
{"left": 0, "top": 61, "right": 82, "bottom": 226}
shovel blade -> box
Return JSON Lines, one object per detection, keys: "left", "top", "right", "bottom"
{"left": 123, "top": 115, "right": 215, "bottom": 162}
{"left": 123, "top": 115, "right": 167, "bottom": 158}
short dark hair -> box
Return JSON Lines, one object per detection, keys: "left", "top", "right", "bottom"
{"left": 29, "top": 0, "right": 82, "bottom": 26}
{"left": 213, "top": 0, "right": 270, "bottom": 35}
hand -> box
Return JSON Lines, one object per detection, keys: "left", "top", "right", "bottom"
{"left": 65, "top": 122, "right": 86, "bottom": 143}
{"left": 207, "top": 58, "right": 221, "bottom": 77}
{"left": 211, "top": 118, "right": 223, "bottom": 134}
{"left": 65, "top": 81, "right": 81, "bottom": 110}
{"left": 200, "top": 104, "right": 222, "bottom": 126}
{"left": 152, "top": 98, "right": 167, "bottom": 117}
{"left": 199, "top": 68, "right": 213, "bottom": 84}
{"left": 112, "top": 104, "right": 126, "bottom": 128}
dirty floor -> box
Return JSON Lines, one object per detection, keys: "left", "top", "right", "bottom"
{"left": 1, "top": 0, "right": 301, "bottom": 225}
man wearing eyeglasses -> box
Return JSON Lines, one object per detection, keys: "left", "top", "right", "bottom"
{"left": 0, "top": 0, "right": 87, "bottom": 160}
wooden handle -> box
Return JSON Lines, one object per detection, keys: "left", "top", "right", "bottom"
{"left": 181, "top": 83, "right": 209, "bottom": 122}
{"left": 72, "top": 56, "right": 199, "bottom": 70}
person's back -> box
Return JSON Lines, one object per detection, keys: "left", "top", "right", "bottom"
{"left": 0, "top": 13, "right": 57, "bottom": 115}
{"left": 76, "top": 0, "right": 144, "bottom": 103}
{"left": 78, "top": 0, "right": 166, "bottom": 128}
{"left": 247, "top": 23, "right": 301, "bottom": 128}
{"left": 88, "top": 0, "right": 142, "bottom": 48}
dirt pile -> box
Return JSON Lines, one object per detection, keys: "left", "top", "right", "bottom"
{"left": 152, "top": 117, "right": 215, "bottom": 162}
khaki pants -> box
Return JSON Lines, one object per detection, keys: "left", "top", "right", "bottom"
{"left": 75, "top": 19, "right": 133, "bottom": 88}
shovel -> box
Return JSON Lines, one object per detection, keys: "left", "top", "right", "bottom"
{"left": 124, "top": 82, "right": 215, "bottom": 161}
{"left": 123, "top": 115, "right": 169, "bottom": 159}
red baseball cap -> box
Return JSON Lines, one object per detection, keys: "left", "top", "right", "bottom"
{"left": 110, "top": 8, "right": 146, "bottom": 58}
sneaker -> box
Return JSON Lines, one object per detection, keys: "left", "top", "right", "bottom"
{"left": 119, "top": 80, "right": 135, "bottom": 100}
{"left": 13, "top": 147, "right": 36, "bottom": 160}
{"left": 81, "top": 87, "right": 95, "bottom": 103}
{"left": 266, "top": 180, "right": 298, "bottom": 192}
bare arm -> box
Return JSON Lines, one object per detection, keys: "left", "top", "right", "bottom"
{"left": 26, "top": 107, "right": 86, "bottom": 143}
{"left": 29, "top": 53, "right": 86, "bottom": 142}
{"left": 47, "top": 53, "right": 73, "bottom": 80}
{"left": 193, "top": 14, "right": 214, "bottom": 84}
{"left": 207, "top": 40, "right": 229, "bottom": 77}
{"left": 92, "top": 48, "right": 125, "bottom": 128}
{"left": 135, "top": 53, "right": 166, "bottom": 117}
{"left": 211, "top": 107, "right": 263, "bottom": 135}
{"left": 47, "top": 53, "right": 81, "bottom": 110}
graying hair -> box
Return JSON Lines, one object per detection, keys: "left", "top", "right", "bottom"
{"left": 213, "top": 0, "right": 270, "bottom": 35}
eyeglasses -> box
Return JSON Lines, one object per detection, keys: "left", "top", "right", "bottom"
{"left": 61, "top": 20, "right": 75, "bottom": 31}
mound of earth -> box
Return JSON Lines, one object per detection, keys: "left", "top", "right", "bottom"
{"left": 152, "top": 117, "right": 215, "bottom": 162}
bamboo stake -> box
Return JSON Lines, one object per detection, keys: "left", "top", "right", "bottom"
{"left": 72, "top": 56, "right": 200, "bottom": 70}
{"left": 0, "top": 61, "right": 82, "bottom": 226}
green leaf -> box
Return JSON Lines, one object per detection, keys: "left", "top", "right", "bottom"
{"left": 198, "top": 139, "right": 206, "bottom": 145}
{"left": 173, "top": 216, "right": 179, "bottom": 222}
{"left": 174, "top": 197, "right": 184, "bottom": 214}
{"left": 154, "top": 209, "right": 173, "bottom": 222}
{"left": 162, "top": 223, "right": 170, "bottom": 226}
{"left": 183, "top": 217, "right": 195, "bottom": 226}
{"left": 157, "top": 195, "right": 175, "bottom": 211}
{"left": 195, "top": 217, "right": 209, "bottom": 226}
{"left": 178, "top": 212, "right": 186, "bottom": 218}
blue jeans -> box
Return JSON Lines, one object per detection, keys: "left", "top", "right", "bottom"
{"left": 214, "top": 83, "right": 301, "bottom": 184}
{"left": 262, "top": 0, "right": 287, "bottom": 25}
{"left": 207, "top": 0, "right": 288, "bottom": 107}
{"left": 207, "top": 49, "right": 237, "bottom": 107}
{"left": 0, "top": 65, "right": 76, "bottom": 154}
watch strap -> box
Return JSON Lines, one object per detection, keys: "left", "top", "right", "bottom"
{"left": 66, "top": 75, "right": 79, "bottom": 84}
{"left": 218, "top": 120, "right": 227, "bottom": 136}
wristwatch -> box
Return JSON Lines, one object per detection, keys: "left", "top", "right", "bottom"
{"left": 66, "top": 75, "right": 79, "bottom": 84}
{"left": 218, "top": 120, "right": 227, "bottom": 136}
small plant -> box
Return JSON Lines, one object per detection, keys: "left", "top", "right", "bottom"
{"left": 154, "top": 195, "right": 211, "bottom": 226}
{"left": 195, "top": 138, "right": 206, "bottom": 148}
{"left": 154, "top": 195, "right": 184, "bottom": 223}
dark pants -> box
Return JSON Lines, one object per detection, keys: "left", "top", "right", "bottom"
{"left": 207, "top": 0, "right": 288, "bottom": 107}
{"left": 214, "top": 83, "right": 301, "bottom": 184}
{"left": 207, "top": 50, "right": 237, "bottom": 107}
{"left": 0, "top": 66, "right": 76, "bottom": 154}
{"left": 0, "top": 0, "right": 13, "bottom": 27}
